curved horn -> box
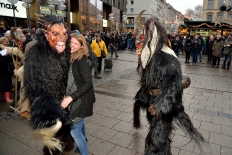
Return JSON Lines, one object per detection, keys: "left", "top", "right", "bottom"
{"left": 136, "top": 10, "right": 146, "bottom": 31}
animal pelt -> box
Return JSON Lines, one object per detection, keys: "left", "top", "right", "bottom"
{"left": 134, "top": 17, "right": 203, "bottom": 155}
{"left": 23, "top": 15, "right": 73, "bottom": 154}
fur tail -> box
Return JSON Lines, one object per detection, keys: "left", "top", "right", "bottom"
{"left": 133, "top": 100, "right": 141, "bottom": 128}
{"left": 175, "top": 111, "right": 204, "bottom": 141}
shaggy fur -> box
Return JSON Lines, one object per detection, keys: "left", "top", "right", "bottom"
{"left": 134, "top": 18, "right": 203, "bottom": 155}
{"left": 23, "top": 15, "right": 73, "bottom": 155}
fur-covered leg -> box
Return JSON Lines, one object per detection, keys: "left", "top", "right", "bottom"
{"left": 42, "top": 146, "right": 62, "bottom": 155}
{"left": 133, "top": 101, "right": 141, "bottom": 128}
{"left": 145, "top": 118, "right": 173, "bottom": 155}
{"left": 58, "top": 125, "right": 74, "bottom": 152}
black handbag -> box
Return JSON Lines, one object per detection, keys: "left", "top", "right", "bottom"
{"left": 4, "top": 56, "right": 14, "bottom": 75}
{"left": 97, "top": 42, "right": 106, "bottom": 58}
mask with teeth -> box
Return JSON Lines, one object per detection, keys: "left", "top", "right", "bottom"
{"left": 43, "top": 23, "right": 68, "bottom": 53}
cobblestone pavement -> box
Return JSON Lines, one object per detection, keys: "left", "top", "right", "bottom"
{"left": 0, "top": 50, "right": 232, "bottom": 155}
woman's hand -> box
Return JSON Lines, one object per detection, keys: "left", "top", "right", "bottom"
{"left": 61, "top": 96, "right": 73, "bottom": 108}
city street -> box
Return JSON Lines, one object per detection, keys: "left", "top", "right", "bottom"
{"left": 0, "top": 49, "right": 232, "bottom": 155}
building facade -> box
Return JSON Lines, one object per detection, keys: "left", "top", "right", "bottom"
{"left": 0, "top": 0, "right": 126, "bottom": 32}
{"left": 125, "top": 0, "right": 184, "bottom": 33}
{"left": 202, "top": 0, "right": 232, "bottom": 21}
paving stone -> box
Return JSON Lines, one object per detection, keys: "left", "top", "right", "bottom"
{"left": 198, "top": 108, "right": 218, "bottom": 116}
{"left": 107, "top": 146, "right": 137, "bottom": 155}
{"left": 214, "top": 102, "right": 231, "bottom": 109}
{"left": 200, "top": 121, "right": 221, "bottom": 134}
{"left": 205, "top": 106, "right": 223, "bottom": 113}
{"left": 112, "top": 121, "right": 134, "bottom": 133}
{"left": 88, "top": 139, "right": 115, "bottom": 155}
{"left": 218, "top": 112, "right": 230, "bottom": 119}
{"left": 222, "top": 125, "right": 232, "bottom": 137}
{"left": 171, "top": 134, "right": 196, "bottom": 152}
{"left": 171, "top": 147, "right": 180, "bottom": 155}
{"left": 193, "top": 142, "right": 221, "bottom": 155}
{"left": 193, "top": 113, "right": 213, "bottom": 122}
{"left": 94, "top": 106, "right": 121, "bottom": 118}
{"left": 212, "top": 116, "right": 232, "bottom": 127}
{"left": 179, "top": 149, "right": 199, "bottom": 155}
{"left": 92, "top": 126, "right": 118, "bottom": 141}
{"left": 130, "top": 126, "right": 149, "bottom": 139}
{"left": 222, "top": 109, "right": 232, "bottom": 115}
{"left": 209, "top": 132, "right": 232, "bottom": 148}
{"left": 221, "top": 146, "right": 232, "bottom": 155}
{"left": 128, "top": 136, "right": 145, "bottom": 154}
{"left": 115, "top": 113, "right": 133, "bottom": 122}
{"left": 198, "top": 100, "right": 215, "bottom": 107}
{"left": 109, "top": 132, "right": 137, "bottom": 148}
{"left": 86, "top": 113, "right": 119, "bottom": 128}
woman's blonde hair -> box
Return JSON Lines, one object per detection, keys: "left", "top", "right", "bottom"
{"left": 0, "top": 37, "right": 9, "bottom": 45}
{"left": 70, "top": 33, "right": 89, "bottom": 63}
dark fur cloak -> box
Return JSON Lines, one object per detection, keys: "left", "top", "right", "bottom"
{"left": 134, "top": 18, "right": 203, "bottom": 155}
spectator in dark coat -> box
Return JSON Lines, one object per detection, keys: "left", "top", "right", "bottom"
{"left": 207, "top": 36, "right": 214, "bottom": 64}
{"left": 171, "top": 35, "right": 182, "bottom": 58}
{"left": 184, "top": 36, "right": 192, "bottom": 64}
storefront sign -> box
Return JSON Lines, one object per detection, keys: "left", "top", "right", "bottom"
{"left": 103, "top": 19, "right": 107, "bottom": 27}
{"left": 40, "top": 5, "right": 66, "bottom": 17}
{"left": 0, "top": 0, "right": 27, "bottom": 18}
{"left": 215, "top": 18, "right": 232, "bottom": 25}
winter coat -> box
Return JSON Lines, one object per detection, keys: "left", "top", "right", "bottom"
{"left": 184, "top": 39, "right": 192, "bottom": 52}
{"left": 69, "top": 56, "right": 95, "bottom": 119}
{"left": 224, "top": 38, "right": 232, "bottom": 55}
{"left": 171, "top": 39, "right": 182, "bottom": 51}
{"left": 191, "top": 39, "right": 202, "bottom": 50}
{"left": 213, "top": 39, "right": 224, "bottom": 57}
{"left": 207, "top": 40, "right": 214, "bottom": 55}
{"left": 91, "top": 39, "right": 108, "bottom": 58}
{"left": 0, "top": 55, "right": 12, "bottom": 92}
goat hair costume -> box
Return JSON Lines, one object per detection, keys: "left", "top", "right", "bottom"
{"left": 23, "top": 15, "right": 74, "bottom": 155}
{"left": 133, "top": 11, "right": 204, "bottom": 155}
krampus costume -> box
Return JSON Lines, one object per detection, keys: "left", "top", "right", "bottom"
{"left": 23, "top": 15, "right": 74, "bottom": 155}
{"left": 133, "top": 11, "right": 204, "bottom": 155}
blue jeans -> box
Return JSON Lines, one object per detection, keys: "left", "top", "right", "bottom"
{"left": 70, "top": 119, "right": 88, "bottom": 155}
{"left": 174, "top": 49, "right": 180, "bottom": 58}
{"left": 127, "top": 38, "right": 132, "bottom": 49}
{"left": 199, "top": 50, "right": 202, "bottom": 61}
{"left": 192, "top": 50, "right": 198, "bottom": 63}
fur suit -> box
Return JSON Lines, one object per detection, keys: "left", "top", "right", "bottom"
{"left": 23, "top": 15, "right": 74, "bottom": 155}
{"left": 133, "top": 15, "right": 204, "bottom": 155}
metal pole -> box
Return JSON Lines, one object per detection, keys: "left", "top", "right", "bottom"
{"left": 27, "top": 4, "right": 31, "bottom": 30}
{"left": 110, "top": 21, "right": 112, "bottom": 32}
{"left": 13, "top": 4, "right": 16, "bottom": 27}
{"left": 26, "top": 8, "right": 29, "bottom": 29}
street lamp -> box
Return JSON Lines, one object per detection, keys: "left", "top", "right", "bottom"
{"left": 109, "top": 13, "right": 114, "bottom": 32}
{"left": 47, "top": 0, "right": 66, "bottom": 16}
{"left": 122, "top": 14, "right": 127, "bottom": 30}
{"left": 22, "top": 0, "right": 33, "bottom": 30}
{"left": 7, "top": 0, "right": 18, "bottom": 27}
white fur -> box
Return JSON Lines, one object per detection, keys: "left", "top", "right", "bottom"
{"left": 161, "top": 45, "right": 178, "bottom": 59}
{"left": 141, "top": 26, "right": 158, "bottom": 68}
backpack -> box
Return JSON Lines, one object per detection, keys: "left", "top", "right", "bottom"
{"left": 87, "top": 50, "right": 98, "bottom": 70}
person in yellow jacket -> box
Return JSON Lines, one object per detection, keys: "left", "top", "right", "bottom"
{"left": 91, "top": 33, "right": 108, "bottom": 74}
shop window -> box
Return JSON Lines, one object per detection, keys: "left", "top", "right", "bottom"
{"left": 131, "top": 0, "right": 134, "bottom": 5}
{"left": 208, "top": 0, "right": 214, "bottom": 9}
{"left": 130, "top": 8, "right": 134, "bottom": 12}
{"left": 207, "top": 15, "right": 213, "bottom": 21}
{"left": 218, "top": 0, "right": 224, "bottom": 9}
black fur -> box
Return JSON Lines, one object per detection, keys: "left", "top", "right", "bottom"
{"left": 134, "top": 18, "right": 203, "bottom": 155}
{"left": 23, "top": 15, "right": 73, "bottom": 154}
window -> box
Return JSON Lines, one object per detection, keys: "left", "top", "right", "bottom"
{"left": 217, "top": 15, "right": 223, "bottom": 19}
{"left": 218, "top": 0, "right": 224, "bottom": 9}
{"left": 127, "top": 17, "right": 134, "bottom": 24}
{"left": 208, "top": 0, "right": 214, "bottom": 9}
{"left": 207, "top": 15, "right": 213, "bottom": 21}
{"left": 130, "top": 8, "right": 134, "bottom": 12}
{"left": 131, "top": 0, "right": 134, "bottom": 5}
{"left": 228, "top": 14, "right": 232, "bottom": 18}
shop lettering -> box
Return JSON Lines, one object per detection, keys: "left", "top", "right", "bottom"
{"left": 0, "top": 3, "right": 19, "bottom": 12}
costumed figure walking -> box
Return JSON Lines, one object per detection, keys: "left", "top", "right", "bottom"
{"left": 133, "top": 10, "right": 204, "bottom": 155}
{"left": 23, "top": 15, "right": 74, "bottom": 155}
